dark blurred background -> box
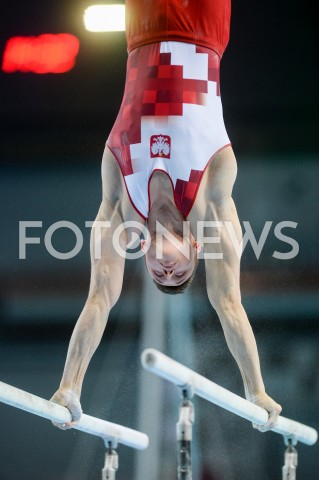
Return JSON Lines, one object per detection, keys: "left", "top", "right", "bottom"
{"left": 0, "top": 1, "right": 318, "bottom": 479}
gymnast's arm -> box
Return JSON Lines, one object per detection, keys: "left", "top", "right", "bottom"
{"left": 204, "top": 199, "right": 282, "bottom": 431}
{"left": 50, "top": 199, "right": 126, "bottom": 428}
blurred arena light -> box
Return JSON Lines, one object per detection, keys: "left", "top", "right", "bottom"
{"left": 2, "top": 34, "right": 80, "bottom": 74}
{"left": 83, "top": 4, "right": 125, "bottom": 32}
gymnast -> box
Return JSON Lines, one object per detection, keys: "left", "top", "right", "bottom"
{"left": 51, "top": 0, "right": 282, "bottom": 431}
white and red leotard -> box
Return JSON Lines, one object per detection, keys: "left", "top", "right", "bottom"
{"left": 107, "top": 0, "right": 231, "bottom": 219}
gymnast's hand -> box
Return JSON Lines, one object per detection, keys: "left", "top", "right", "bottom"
{"left": 50, "top": 388, "right": 83, "bottom": 430}
{"left": 249, "top": 391, "right": 282, "bottom": 432}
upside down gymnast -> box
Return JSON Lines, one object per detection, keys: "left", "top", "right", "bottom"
{"left": 51, "top": 0, "right": 282, "bottom": 431}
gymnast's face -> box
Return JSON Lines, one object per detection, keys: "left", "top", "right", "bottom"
{"left": 141, "top": 236, "right": 200, "bottom": 286}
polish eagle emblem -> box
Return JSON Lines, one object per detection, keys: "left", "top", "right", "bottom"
{"left": 150, "top": 135, "right": 171, "bottom": 158}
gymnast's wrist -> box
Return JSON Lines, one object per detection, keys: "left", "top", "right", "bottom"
{"left": 59, "top": 382, "right": 82, "bottom": 397}
{"left": 246, "top": 388, "right": 266, "bottom": 403}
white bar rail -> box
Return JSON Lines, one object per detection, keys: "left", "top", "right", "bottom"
{"left": 0, "top": 380, "right": 149, "bottom": 450}
{"left": 141, "top": 348, "right": 317, "bottom": 447}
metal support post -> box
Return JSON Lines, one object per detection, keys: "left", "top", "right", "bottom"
{"left": 176, "top": 387, "right": 195, "bottom": 480}
{"left": 102, "top": 441, "right": 119, "bottom": 480}
{"left": 282, "top": 438, "right": 298, "bottom": 480}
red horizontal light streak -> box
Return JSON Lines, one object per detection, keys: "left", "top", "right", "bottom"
{"left": 2, "top": 34, "right": 80, "bottom": 74}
